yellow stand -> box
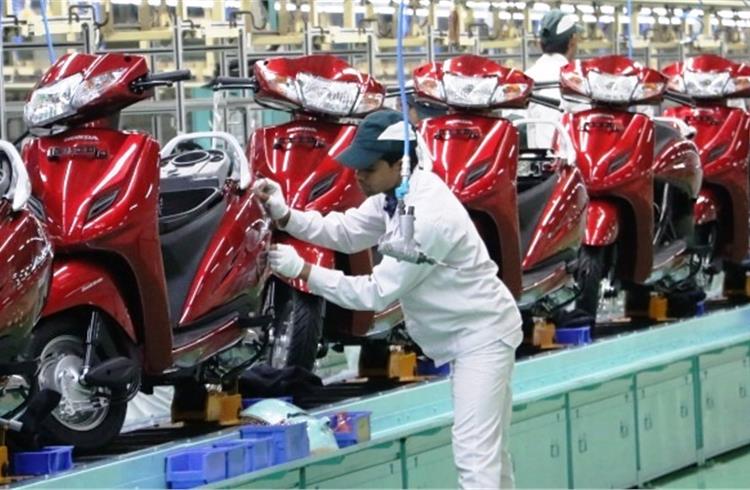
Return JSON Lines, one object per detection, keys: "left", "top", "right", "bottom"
{"left": 532, "top": 321, "right": 561, "bottom": 350}
{"left": 648, "top": 293, "right": 669, "bottom": 322}
{"left": 172, "top": 391, "right": 243, "bottom": 425}
{"left": 359, "top": 347, "right": 417, "bottom": 381}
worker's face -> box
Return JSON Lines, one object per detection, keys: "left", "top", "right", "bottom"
{"left": 355, "top": 159, "right": 402, "bottom": 197}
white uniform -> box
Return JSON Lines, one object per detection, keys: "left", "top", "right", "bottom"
{"left": 283, "top": 168, "right": 523, "bottom": 488}
{"left": 524, "top": 53, "right": 572, "bottom": 149}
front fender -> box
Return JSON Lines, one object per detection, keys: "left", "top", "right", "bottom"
{"left": 275, "top": 236, "right": 335, "bottom": 293}
{"left": 694, "top": 189, "right": 719, "bottom": 225}
{"left": 584, "top": 201, "right": 620, "bottom": 246}
{"left": 42, "top": 257, "right": 137, "bottom": 342}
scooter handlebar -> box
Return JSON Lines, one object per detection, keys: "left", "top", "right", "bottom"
{"left": 148, "top": 70, "right": 192, "bottom": 83}
{"left": 210, "top": 76, "right": 257, "bottom": 90}
{"left": 132, "top": 70, "right": 192, "bottom": 90}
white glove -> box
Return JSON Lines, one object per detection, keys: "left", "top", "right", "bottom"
{"left": 252, "top": 178, "right": 289, "bottom": 221}
{"left": 268, "top": 244, "right": 305, "bottom": 279}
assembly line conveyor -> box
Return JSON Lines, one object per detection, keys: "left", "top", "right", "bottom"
{"left": 14, "top": 305, "right": 750, "bottom": 489}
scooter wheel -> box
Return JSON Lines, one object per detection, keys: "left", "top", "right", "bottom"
{"left": 268, "top": 279, "right": 324, "bottom": 372}
{"left": 575, "top": 246, "right": 607, "bottom": 324}
{"left": 27, "top": 314, "right": 129, "bottom": 450}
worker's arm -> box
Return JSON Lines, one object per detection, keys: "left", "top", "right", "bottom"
{"left": 302, "top": 218, "right": 458, "bottom": 311}
{"left": 281, "top": 196, "right": 387, "bottom": 254}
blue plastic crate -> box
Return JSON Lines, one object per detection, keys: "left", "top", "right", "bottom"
{"left": 239, "top": 423, "right": 309, "bottom": 464}
{"left": 213, "top": 442, "right": 245, "bottom": 479}
{"left": 214, "top": 437, "right": 273, "bottom": 474}
{"left": 328, "top": 411, "right": 372, "bottom": 448}
{"left": 416, "top": 358, "right": 450, "bottom": 376}
{"left": 12, "top": 446, "right": 73, "bottom": 476}
{"left": 555, "top": 326, "right": 592, "bottom": 346}
{"left": 696, "top": 301, "right": 706, "bottom": 316}
{"left": 165, "top": 446, "right": 227, "bottom": 489}
{"left": 241, "top": 396, "right": 293, "bottom": 410}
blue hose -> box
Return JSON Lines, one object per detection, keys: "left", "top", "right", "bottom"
{"left": 395, "top": 0, "right": 410, "bottom": 200}
{"left": 40, "top": 0, "right": 56, "bottom": 63}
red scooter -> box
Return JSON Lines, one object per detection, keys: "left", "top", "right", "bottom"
{"left": 412, "top": 54, "right": 589, "bottom": 321}
{"left": 214, "top": 55, "right": 402, "bottom": 370}
{"left": 23, "top": 53, "right": 271, "bottom": 448}
{"left": 0, "top": 141, "right": 55, "bottom": 430}
{"left": 0, "top": 141, "right": 52, "bottom": 365}
{"left": 662, "top": 55, "right": 750, "bottom": 298}
{"left": 559, "top": 55, "right": 704, "bottom": 321}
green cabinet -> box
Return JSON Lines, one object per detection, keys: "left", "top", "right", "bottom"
{"left": 510, "top": 408, "right": 569, "bottom": 488}
{"left": 636, "top": 361, "right": 697, "bottom": 482}
{"left": 700, "top": 348, "right": 750, "bottom": 459}
{"left": 569, "top": 379, "right": 638, "bottom": 488}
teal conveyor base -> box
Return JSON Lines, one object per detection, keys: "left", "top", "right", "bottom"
{"left": 15, "top": 306, "right": 750, "bottom": 489}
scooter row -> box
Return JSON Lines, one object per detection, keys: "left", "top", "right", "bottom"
{"left": 2, "top": 50, "right": 749, "bottom": 451}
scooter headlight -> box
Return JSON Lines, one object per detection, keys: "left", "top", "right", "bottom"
{"left": 682, "top": 70, "right": 730, "bottom": 98}
{"left": 24, "top": 73, "right": 83, "bottom": 128}
{"left": 258, "top": 64, "right": 301, "bottom": 105}
{"left": 72, "top": 69, "right": 127, "bottom": 108}
{"left": 443, "top": 73, "right": 498, "bottom": 107}
{"left": 297, "top": 73, "right": 361, "bottom": 116}
{"left": 586, "top": 72, "right": 638, "bottom": 103}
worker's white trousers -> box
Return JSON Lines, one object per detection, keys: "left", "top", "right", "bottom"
{"left": 451, "top": 338, "right": 516, "bottom": 489}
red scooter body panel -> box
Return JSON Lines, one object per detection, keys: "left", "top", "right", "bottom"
{"left": 418, "top": 114, "right": 522, "bottom": 296}
{"left": 562, "top": 109, "right": 655, "bottom": 282}
{"left": 248, "top": 119, "right": 365, "bottom": 296}
{"left": 522, "top": 164, "right": 588, "bottom": 269}
{"left": 664, "top": 105, "right": 750, "bottom": 261}
{"left": 249, "top": 120, "right": 363, "bottom": 212}
{"left": 585, "top": 200, "right": 620, "bottom": 246}
{"left": 179, "top": 186, "right": 270, "bottom": 325}
{"left": 652, "top": 125, "right": 702, "bottom": 198}
{"left": 41, "top": 257, "right": 136, "bottom": 341}
{"left": 24, "top": 129, "right": 173, "bottom": 373}
{"left": 0, "top": 204, "right": 52, "bottom": 360}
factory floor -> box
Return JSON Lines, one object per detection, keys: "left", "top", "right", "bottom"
{"left": 650, "top": 445, "right": 750, "bottom": 488}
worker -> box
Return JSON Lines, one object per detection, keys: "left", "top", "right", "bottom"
{"left": 524, "top": 9, "right": 582, "bottom": 148}
{"left": 253, "top": 110, "right": 523, "bottom": 489}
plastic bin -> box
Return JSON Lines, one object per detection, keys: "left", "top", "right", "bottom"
{"left": 416, "top": 358, "right": 451, "bottom": 376}
{"left": 696, "top": 300, "right": 706, "bottom": 316}
{"left": 555, "top": 326, "right": 592, "bottom": 346}
{"left": 241, "top": 397, "right": 293, "bottom": 410}
{"left": 328, "top": 411, "right": 372, "bottom": 448}
{"left": 214, "top": 438, "right": 273, "bottom": 474}
{"left": 165, "top": 446, "right": 227, "bottom": 489}
{"left": 12, "top": 446, "right": 73, "bottom": 476}
{"left": 239, "top": 423, "right": 309, "bottom": 464}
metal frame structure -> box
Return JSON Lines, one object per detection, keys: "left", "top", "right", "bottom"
{"left": 1, "top": 0, "right": 749, "bottom": 141}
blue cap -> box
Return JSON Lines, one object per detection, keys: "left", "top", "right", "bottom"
{"left": 336, "top": 110, "right": 416, "bottom": 170}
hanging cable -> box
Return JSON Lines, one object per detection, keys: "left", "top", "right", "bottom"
{"left": 395, "top": 0, "right": 410, "bottom": 202}
{"left": 40, "top": 0, "right": 56, "bottom": 63}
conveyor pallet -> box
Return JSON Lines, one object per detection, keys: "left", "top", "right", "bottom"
{"left": 14, "top": 305, "right": 750, "bottom": 489}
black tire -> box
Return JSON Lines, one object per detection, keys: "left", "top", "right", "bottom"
{"left": 27, "top": 314, "right": 129, "bottom": 450}
{"left": 268, "top": 280, "right": 324, "bottom": 371}
{"left": 575, "top": 246, "right": 607, "bottom": 322}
